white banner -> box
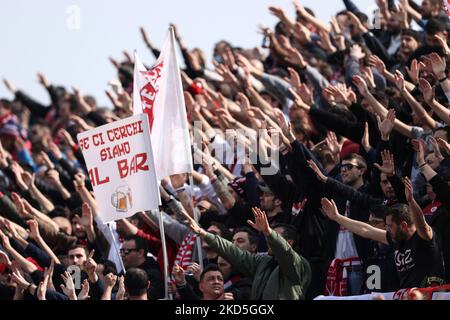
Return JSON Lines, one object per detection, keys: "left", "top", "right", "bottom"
{"left": 133, "top": 27, "right": 193, "bottom": 181}
{"left": 77, "top": 114, "right": 160, "bottom": 223}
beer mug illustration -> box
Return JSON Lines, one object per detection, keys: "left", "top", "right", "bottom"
{"left": 111, "top": 185, "right": 133, "bottom": 212}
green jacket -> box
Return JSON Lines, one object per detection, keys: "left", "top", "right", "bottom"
{"left": 204, "top": 230, "right": 311, "bottom": 300}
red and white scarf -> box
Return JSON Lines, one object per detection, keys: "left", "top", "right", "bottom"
{"left": 174, "top": 232, "right": 197, "bottom": 270}
{"left": 324, "top": 257, "right": 361, "bottom": 296}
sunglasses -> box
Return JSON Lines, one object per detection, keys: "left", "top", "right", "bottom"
{"left": 340, "top": 163, "right": 360, "bottom": 171}
{"left": 120, "top": 248, "right": 139, "bottom": 255}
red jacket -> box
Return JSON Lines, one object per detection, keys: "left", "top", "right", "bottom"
{"left": 136, "top": 228, "right": 179, "bottom": 274}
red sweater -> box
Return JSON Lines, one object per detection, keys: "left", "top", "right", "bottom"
{"left": 136, "top": 229, "right": 179, "bottom": 275}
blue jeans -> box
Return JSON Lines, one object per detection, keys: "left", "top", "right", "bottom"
{"left": 347, "top": 270, "right": 365, "bottom": 295}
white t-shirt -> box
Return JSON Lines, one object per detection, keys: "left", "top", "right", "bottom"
{"left": 334, "top": 201, "right": 359, "bottom": 260}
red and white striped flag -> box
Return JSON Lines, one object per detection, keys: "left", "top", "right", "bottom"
{"left": 133, "top": 28, "right": 193, "bottom": 181}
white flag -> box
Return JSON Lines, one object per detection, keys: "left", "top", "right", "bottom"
{"left": 133, "top": 28, "right": 193, "bottom": 181}
{"left": 77, "top": 114, "right": 161, "bottom": 223}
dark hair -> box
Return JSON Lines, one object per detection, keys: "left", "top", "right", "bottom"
{"left": 199, "top": 264, "right": 223, "bottom": 282}
{"left": 329, "top": 106, "right": 357, "bottom": 123}
{"left": 435, "top": 166, "right": 450, "bottom": 182}
{"left": 128, "top": 214, "right": 143, "bottom": 229}
{"left": 68, "top": 244, "right": 88, "bottom": 256}
{"left": 385, "top": 204, "right": 413, "bottom": 226}
{"left": 336, "top": 10, "right": 348, "bottom": 17}
{"left": 296, "top": 9, "right": 316, "bottom": 24}
{"left": 48, "top": 206, "right": 68, "bottom": 219}
{"left": 372, "top": 92, "right": 390, "bottom": 107}
{"left": 428, "top": 0, "right": 443, "bottom": 6}
{"left": 209, "top": 222, "right": 232, "bottom": 241}
{"left": 303, "top": 7, "right": 315, "bottom": 17}
{"left": 425, "top": 18, "right": 446, "bottom": 35}
{"left": 274, "top": 21, "right": 291, "bottom": 37}
{"left": 124, "top": 268, "right": 148, "bottom": 296}
{"left": 70, "top": 207, "right": 83, "bottom": 222}
{"left": 233, "top": 227, "right": 259, "bottom": 246}
{"left": 101, "top": 260, "right": 118, "bottom": 276}
{"left": 0, "top": 99, "right": 11, "bottom": 110}
{"left": 84, "top": 95, "right": 97, "bottom": 107}
{"left": 342, "top": 153, "right": 367, "bottom": 170}
{"left": 369, "top": 204, "right": 387, "bottom": 220}
{"left": 123, "top": 235, "right": 149, "bottom": 255}
{"left": 401, "top": 29, "right": 422, "bottom": 43}
{"left": 353, "top": 12, "right": 368, "bottom": 25}
{"left": 313, "top": 147, "right": 335, "bottom": 168}
{"left": 435, "top": 126, "right": 450, "bottom": 141}
{"left": 271, "top": 223, "right": 298, "bottom": 243}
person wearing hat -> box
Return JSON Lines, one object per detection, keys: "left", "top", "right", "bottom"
{"left": 258, "top": 183, "right": 286, "bottom": 225}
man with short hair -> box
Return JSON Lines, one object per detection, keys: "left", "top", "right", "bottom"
{"left": 68, "top": 244, "right": 88, "bottom": 267}
{"left": 232, "top": 227, "right": 258, "bottom": 253}
{"left": 173, "top": 264, "right": 233, "bottom": 300}
{"left": 124, "top": 268, "right": 149, "bottom": 300}
{"left": 321, "top": 178, "right": 445, "bottom": 288}
{"left": 183, "top": 207, "right": 311, "bottom": 300}
{"left": 411, "top": 18, "right": 449, "bottom": 60}
{"left": 258, "top": 184, "right": 286, "bottom": 225}
{"left": 65, "top": 244, "right": 105, "bottom": 300}
{"left": 406, "top": 0, "right": 450, "bottom": 31}
{"left": 421, "top": 0, "right": 446, "bottom": 20}
{"left": 363, "top": 206, "right": 400, "bottom": 292}
{"left": 309, "top": 153, "right": 383, "bottom": 295}
{"left": 397, "top": 30, "right": 420, "bottom": 62}
{"left": 120, "top": 235, "right": 163, "bottom": 299}
{"left": 198, "top": 265, "right": 228, "bottom": 300}
{"left": 200, "top": 222, "right": 231, "bottom": 266}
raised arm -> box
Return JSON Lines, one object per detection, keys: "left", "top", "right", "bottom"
{"left": 419, "top": 78, "right": 450, "bottom": 126}
{"left": 293, "top": 0, "right": 331, "bottom": 33}
{"left": 269, "top": 6, "right": 296, "bottom": 32}
{"left": 353, "top": 75, "right": 415, "bottom": 139}
{"left": 250, "top": 207, "right": 311, "bottom": 286}
{"left": 403, "top": 176, "right": 433, "bottom": 241}
{"left": 394, "top": 71, "right": 438, "bottom": 129}
{"left": 0, "top": 230, "right": 38, "bottom": 274}
{"left": 181, "top": 207, "right": 260, "bottom": 277}
{"left": 27, "top": 219, "right": 61, "bottom": 264}
{"left": 369, "top": 55, "right": 416, "bottom": 91}
{"left": 21, "top": 169, "right": 55, "bottom": 214}
{"left": 308, "top": 160, "right": 382, "bottom": 210}
{"left": 321, "top": 198, "right": 388, "bottom": 245}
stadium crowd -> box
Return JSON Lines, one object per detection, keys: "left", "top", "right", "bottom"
{"left": 1, "top": 0, "right": 450, "bottom": 300}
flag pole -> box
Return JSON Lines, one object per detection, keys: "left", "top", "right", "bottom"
{"left": 188, "top": 174, "right": 204, "bottom": 269}
{"left": 155, "top": 209, "right": 170, "bottom": 300}
{"left": 168, "top": 26, "right": 203, "bottom": 269}
{"left": 107, "top": 222, "right": 126, "bottom": 274}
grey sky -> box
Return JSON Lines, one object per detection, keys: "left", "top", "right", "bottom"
{"left": 0, "top": 0, "right": 372, "bottom": 106}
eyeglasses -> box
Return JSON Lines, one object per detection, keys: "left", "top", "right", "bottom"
{"left": 340, "top": 163, "right": 360, "bottom": 171}
{"left": 120, "top": 248, "right": 139, "bottom": 255}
